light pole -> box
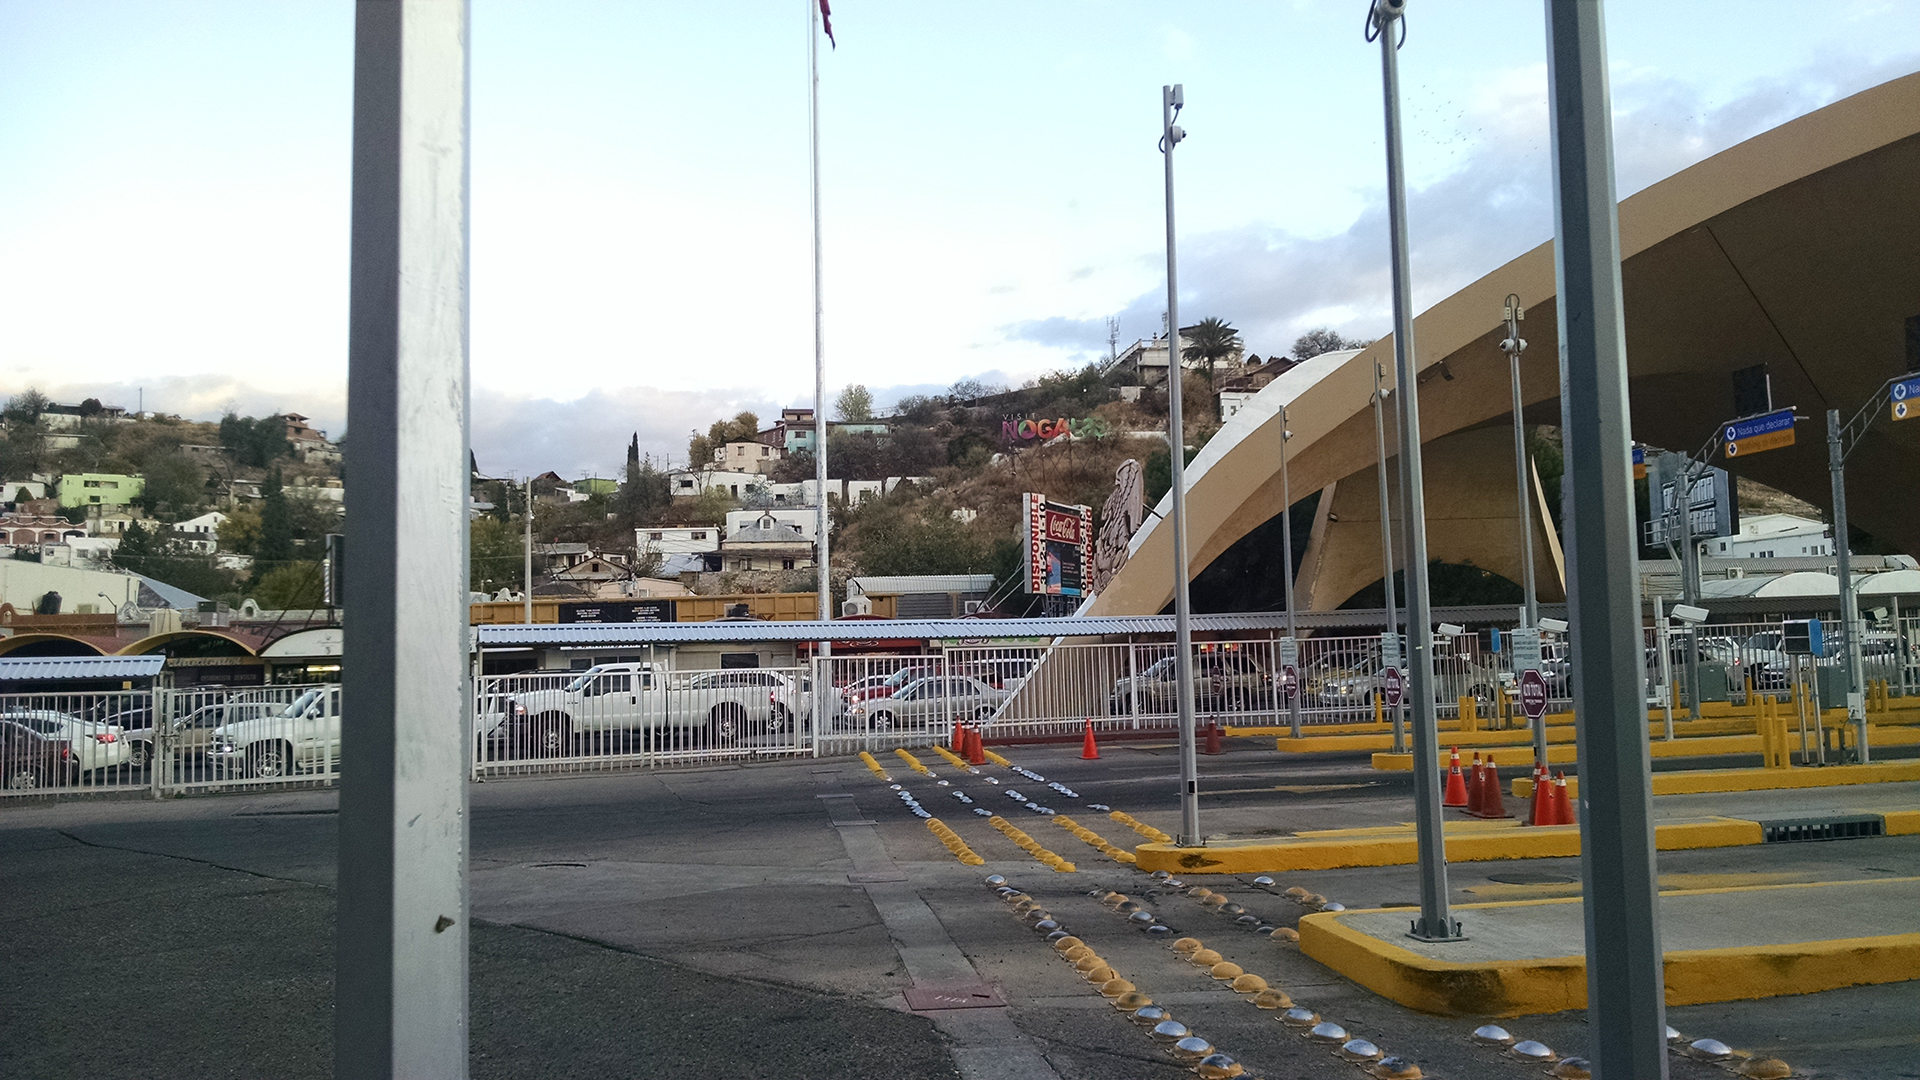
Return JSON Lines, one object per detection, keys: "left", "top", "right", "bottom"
{"left": 1370, "top": 0, "right": 1457, "bottom": 943}
{"left": 1280, "top": 405, "right": 1301, "bottom": 738}
{"left": 1373, "top": 363, "right": 1406, "bottom": 753}
{"left": 1500, "top": 295, "right": 1540, "bottom": 629}
{"left": 1161, "top": 83, "right": 1203, "bottom": 848}
{"left": 523, "top": 477, "right": 534, "bottom": 624}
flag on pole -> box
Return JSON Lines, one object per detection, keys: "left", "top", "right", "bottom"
{"left": 819, "top": 0, "right": 835, "bottom": 47}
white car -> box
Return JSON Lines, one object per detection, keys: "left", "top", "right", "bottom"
{"left": 507, "top": 663, "right": 812, "bottom": 754}
{"left": 0, "top": 710, "right": 130, "bottom": 773}
{"left": 206, "top": 687, "right": 341, "bottom": 779}
{"left": 846, "top": 676, "right": 1008, "bottom": 732}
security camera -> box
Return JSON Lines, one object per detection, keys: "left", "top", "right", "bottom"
{"left": 1870, "top": 607, "right": 1890, "bottom": 623}
{"left": 1436, "top": 623, "right": 1466, "bottom": 637}
{"left": 1167, "top": 84, "right": 1184, "bottom": 108}
{"left": 1670, "top": 604, "right": 1710, "bottom": 625}
{"left": 1168, "top": 125, "right": 1186, "bottom": 144}
{"left": 1499, "top": 337, "right": 1527, "bottom": 354}
{"left": 1537, "top": 617, "right": 1568, "bottom": 634}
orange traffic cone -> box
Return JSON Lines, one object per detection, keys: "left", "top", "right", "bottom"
{"left": 1442, "top": 748, "right": 1470, "bottom": 807}
{"left": 1528, "top": 761, "right": 1552, "bottom": 826}
{"left": 952, "top": 720, "right": 966, "bottom": 753}
{"left": 966, "top": 726, "right": 987, "bottom": 766}
{"left": 1081, "top": 719, "right": 1100, "bottom": 760}
{"left": 1465, "top": 753, "right": 1485, "bottom": 813}
{"left": 1203, "top": 722, "right": 1223, "bottom": 756}
{"left": 1549, "top": 771, "right": 1576, "bottom": 825}
{"left": 1471, "top": 762, "right": 1510, "bottom": 818}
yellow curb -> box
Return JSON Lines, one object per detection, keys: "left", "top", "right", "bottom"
{"left": 1279, "top": 728, "right": 1579, "bottom": 753}
{"left": 1884, "top": 809, "right": 1920, "bottom": 835}
{"left": 1375, "top": 735, "right": 1771, "bottom": 771}
{"left": 1298, "top": 880, "right": 1920, "bottom": 1017}
{"left": 1131, "top": 817, "right": 1762, "bottom": 874}
{"left": 1512, "top": 760, "right": 1920, "bottom": 798}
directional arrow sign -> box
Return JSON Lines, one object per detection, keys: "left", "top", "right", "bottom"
{"left": 1519, "top": 668, "right": 1549, "bottom": 722}
{"left": 1723, "top": 409, "right": 1796, "bottom": 457}
{"left": 1893, "top": 376, "right": 1920, "bottom": 422}
{"left": 1382, "top": 667, "right": 1404, "bottom": 707}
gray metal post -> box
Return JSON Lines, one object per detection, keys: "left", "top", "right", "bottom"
{"left": 337, "top": 2, "right": 472, "bottom": 1077}
{"left": 1827, "top": 408, "right": 1869, "bottom": 761}
{"left": 522, "top": 477, "right": 532, "bottom": 623}
{"left": 809, "top": 0, "right": 834, "bottom": 722}
{"left": 1544, "top": 2, "right": 1669, "bottom": 1075}
{"left": 1654, "top": 596, "right": 1674, "bottom": 741}
{"left": 1678, "top": 461, "right": 1701, "bottom": 717}
{"left": 1503, "top": 296, "right": 1539, "bottom": 628}
{"left": 1280, "top": 405, "right": 1302, "bottom": 738}
{"left": 1371, "top": 0, "right": 1456, "bottom": 942}
{"left": 1161, "top": 83, "right": 1202, "bottom": 847}
{"left": 1374, "top": 366, "right": 1406, "bottom": 753}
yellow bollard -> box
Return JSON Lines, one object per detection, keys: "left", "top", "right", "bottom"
{"left": 1458, "top": 696, "right": 1478, "bottom": 732}
{"left": 1373, "top": 694, "right": 1385, "bottom": 727}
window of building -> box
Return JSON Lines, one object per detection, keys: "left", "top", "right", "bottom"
{"left": 691, "top": 531, "right": 706, "bottom": 540}
{"left": 647, "top": 532, "right": 662, "bottom": 540}
{"left": 782, "top": 559, "right": 795, "bottom": 570}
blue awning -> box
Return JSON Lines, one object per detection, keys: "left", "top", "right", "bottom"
{"left": 0, "top": 656, "right": 168, "bottom": 681}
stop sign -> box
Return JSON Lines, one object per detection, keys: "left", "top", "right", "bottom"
{"left": 1280, "top": 664, "right": 1298, "bottom": 701}
{"left": 1519, "top": 668, "right": 1548, "bottom": 721}
{"left": 1382, "top": 667, "right": 1403, "bottom": 706}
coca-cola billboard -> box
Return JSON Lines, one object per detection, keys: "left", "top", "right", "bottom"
{"left": 1024, "top": 492, "right": 1093, "bottom": 597}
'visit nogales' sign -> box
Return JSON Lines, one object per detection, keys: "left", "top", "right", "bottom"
{"left": 1002, "top": 416, "right": 1110, "bottom": 441}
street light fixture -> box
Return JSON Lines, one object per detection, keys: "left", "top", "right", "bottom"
{"left": 1499, "top": 295, "right": 1540, "bottom": 629}
{"left": 1160, "top": 82, "right": 1203, "bottom": 849}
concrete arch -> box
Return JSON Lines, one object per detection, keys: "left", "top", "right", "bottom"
{"left": 117, "top": 630, "right": 260, "bottom": 658}
{"left": 0, "top": 633, "right": 111, "bottom": 657}
{"left": 1091, "top": 72, "right": 1920, "bottom": 617}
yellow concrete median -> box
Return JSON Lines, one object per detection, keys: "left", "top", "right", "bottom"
{"left": 1511, "top": 759, "right": 1920, "bottom": 799}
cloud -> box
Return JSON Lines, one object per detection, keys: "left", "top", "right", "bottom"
{"left": 470, "top": 385, "right": 783, "bottom": 479}
{"left": 1003, "top": 55, "right": 1920, "bottom": 362}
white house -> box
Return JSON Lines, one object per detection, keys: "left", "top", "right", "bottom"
{"left": 171, "top": 511, "right": 228, "bottom": 554}
{"left": 635, "top": 526, "right": 721, "bottom": 555}
{"left": 667, "top": 468, "right": 763, "bottom": 498}
{"left": 1704, "top": 513, "right": 1835, "bottom": 559}
{"left": 724, "top": 508, "right": 822, "bottom": 542}
{"left": 714, "top": 440, "right": 783, "bottom": 475}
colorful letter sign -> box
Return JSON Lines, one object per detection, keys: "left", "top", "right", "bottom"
{"left": 1723, "top": 409, "right": 1795, "bottom": 457}
{"left": 1892, "top": 376, "right": 1920, "bottom": 422}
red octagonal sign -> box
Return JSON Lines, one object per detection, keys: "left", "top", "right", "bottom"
{"left": 1519, "top": 668, "right": 1549, "bottom": 721}
{"left": 1381, "top": 667, "right": 1403, "bottom": 707}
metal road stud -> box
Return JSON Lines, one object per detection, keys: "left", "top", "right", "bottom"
{"left": 1471, "top": 1025, "right": 1514, "bottom": 1046}
{"left": 1113, "top": 991, "right": 1152, "bottom": 1011}
{"left": 1371, "top": 1057, "right": 1422, "bottom": 1079}
{"left": 1051, "top": 936, "right": 1083, "bottom": 952}
{"left": 1739, "top": 1059, "right": 1792, "bottom": 1079}
{"left": 1270, "top": 927, "right": 1300, "bottom": 942}
{"left": 1250, "top": 988, "right": 1292, "bottom": 1010}
{"left": 1130, "top": 1005, "right": 1171, "bottom": 1027}
{"left": 1127, "top": 911, "right": 1157, "bottom": 927}
{"left": 1172, "top": 936, "right": 1204, "bottom": 955}
{"left": 1280, "top": 1007, "right": 1319, "bottom": 1028}
{"left": 1510, "top": 1040, "right": 1557, "bottom": 1062}
{"left": 1308, "top": 1022, "right": 1350, "bottom": 1043}
{"left": 1252, "top": 876, "right": 1276, "bottom": 888}
{"left": 1230, "top": 974, "right": 1267, "bottom": 994}
{"left": 1073, "top": 954, "right": 1105, "bottom": 973}
{"left": 1550, "top": 1059, "right": 1592, "bottom": 1079}
{"left": 1189, "top": 948, "right": 1223, "bottom": 967}
{"left": 1340, "top": 1039, "right": 1384, "bottom": 1061}
{"left": 1172, "top": 1035, "right": 1215, "bottom": 1061}
{"left": 1283, "top": 886, "right": 1309, "bottom": 901}
{"left": 1208, "top": 961, "right": 1244, "bottom": 981}
{"left": 1686, "top": 1039, "right": 1734, "bottom": 1061}
{"left": 1083, "top": 964, "right": 1116, "bottom": 984}
{"left": 1196, "top": 1052, "right": 1245, "bottom": 1079}
{"left": 1145, "top": 924, "right": 1171, "bottom": 936}
{"left": 1099, "top": 977, "right": 1135, "bottom": 998}
{"left": 1150, "top": 1019, "right": 1191, "bottom": 1044}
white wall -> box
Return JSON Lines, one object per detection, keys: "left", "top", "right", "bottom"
{"left": 0, "top": 560, "right": 144, "bottom": 613}
{"left": 725, "top": 508, "right": 821, "bottom": 541}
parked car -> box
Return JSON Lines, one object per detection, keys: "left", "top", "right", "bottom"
{"left": 845, "top": 676, "right": 1008, "bottom": 732}
{"left": 957, "top": 658, "right": 1038, "bottom": 691}
{"left": 1108, "top": 652, "right": 1273, "bottom": 715}
{"left": 206, "top": 687, "right": 341, "bottom": 779}
{"left": 842, "top": 665, "right": 942, "bottom": 707}
{"left": 0, "top": 710, "right": 130, "bottom": 773}
{"left": 0, "top": 719, "right": 80, "bottom": 789}
{"left": 122, "top": 702, "right": 286, "bottom": 767}
{"left": 504, "top": 663, "right": 804, "bottom": 755}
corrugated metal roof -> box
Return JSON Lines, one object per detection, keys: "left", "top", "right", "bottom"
{"left": 0, "top": 656, "right": 168, "bottom": 681}
{"left": 849, "top": 575, "right": 997, "bottom": 595}
{"left": 475, "top": 604, "right": 1572, "bottom": 647}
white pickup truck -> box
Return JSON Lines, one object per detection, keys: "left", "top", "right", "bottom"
{"left": 505, "top": 664, "right": 812, "bottom": 755}
{"left": 206, "top": 687, "right": 340, "bottom": 779}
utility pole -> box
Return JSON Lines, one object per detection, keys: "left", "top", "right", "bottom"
{"left": 522, "top": 477, "right": 533, "bottom": 624}
{"left": 1545, "top": 1, "right": 1669, "bottom": 1074}
{"left": 1160, "top": 83, "right": 1202, "bottom": 849}
{"left": 1370, "top": 0, "right": 1456, "bottom": 943}
{"left": 1280, "top": 404, "right": 1301, "bottom": 738}
{"left": 1373, "top": 363, "right": 1405, "bottom": 753}
{"left": 809, "top": 0, "right": 833, "bottom": 726}
{"left": 1501, "top": 296, "right": 1539, "bottom": 628}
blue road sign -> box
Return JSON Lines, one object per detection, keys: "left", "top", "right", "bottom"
{"left": 1893, "top": 376, "right": 1920, "bottom": 422}
{"left": 1723, "top": 409, "right": 1796, "bottom": 457}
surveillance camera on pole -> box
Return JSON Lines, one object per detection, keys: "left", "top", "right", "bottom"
{"left": 1537, "top": 617, "right": 1569, "bottom": 634}
{"left": 1669, "top": 604, "right": 1710, "bottom": 625}
{"left": 1436, "top": 623, "right": 1465, "bottom": 638}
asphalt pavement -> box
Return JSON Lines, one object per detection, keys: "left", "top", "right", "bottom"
{"left": 1, "top": 741, "right": 1916, "bottom": 1079}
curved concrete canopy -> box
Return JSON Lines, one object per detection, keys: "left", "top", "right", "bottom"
{"left": 117, "top": 630, "right": 261, "bottom": 657}
{"left": 0, "top": 633, "right": 110, "bottom": 657}
{"left": 1092, "top": 72, "right": 1920, "bottom": 617}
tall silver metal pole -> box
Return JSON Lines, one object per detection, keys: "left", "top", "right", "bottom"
{"left": 1828, "top": 408, "right": 1869, "bottom": 761}
{"left": 1374, "top": 366, "right": 1405, "bottom": 753}
{"left": 1503, "top": 297, "right": 1539, "bottom": 628}
{"left": 1545, "top": 2, "right": 1669, "bottom": 1075}
{"left": 809, "top": 0, "right": 834, "bottom": 704}
{"left": 1372, "top": 0, "right": 1456, "bottom": 942}
{"left": 338, "top": 2, "right": 471, "bottom": 1075}
{"left": 1678, "top": 460, "right": 1701, "bottom": 717}
{"left": 1280, "top": 405, "right": 1302, "bottom": 738}
{"left": 522, "top": 477, "right": 533, "bottom": 623}
{"left": 1161, "top": 84, "right": 1202, "bottom": 848}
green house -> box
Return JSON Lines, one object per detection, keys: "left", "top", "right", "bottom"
{"left": 56, "top": 472, "right": 145, "bottom": 509}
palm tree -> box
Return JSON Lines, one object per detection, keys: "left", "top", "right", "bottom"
{"left": 1181, "top": 317, "right": 1241, "bottom": 387}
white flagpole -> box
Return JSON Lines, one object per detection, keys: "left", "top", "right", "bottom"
{"left": 810, "top": 0, "right": 833, "bottom": 700}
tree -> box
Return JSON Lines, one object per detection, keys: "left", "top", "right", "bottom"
{"left": 257, "top": 471, "right": 294, "bottom": 568}
{"left": 948, "top": 377, "right": 1004, "bottom": 403}
{"left": 218, "top": 506, "right": 263, "bottom": 556}
{"left": 117, "top": 521, "right": 159, "bottom": 565}
{"left": 470, "top": 516, "right": 524, "bottom": 593}
{"left": 835, "top": 384, "right": 873, "bottom": 421}
{"left": 1292, "top": 327, "right": 1373, "bottom": 360}
{"left": 218, "top": 412, "right": 292, "bottom": 468}
{"left": 686, "top": 411, "right": 761, "bottom": 468}
{"left": 253, "top": 561, "right": 326, "bottom": 609}
{"left": 3, "top": 388, "right": 49, "bottom": 427}
{"left": 1181, "top": 317, "right": 1241, "bottom": 385}
{"left": 133, "top": 451, "right": 206, "bottom": 517}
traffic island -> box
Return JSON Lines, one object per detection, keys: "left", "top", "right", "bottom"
{"left": 1297, "top": 877, "right": 1920, "bottom": 1017}
{"left": 1508, "top": 759, "right": 1920, "bottom": 798}
{"left": 1130, "top": 816, "right": 1764, "bottom": 874}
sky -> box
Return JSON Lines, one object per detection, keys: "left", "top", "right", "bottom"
{"left": 2, "top": 1, "right": 1917, "bottom": 479}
